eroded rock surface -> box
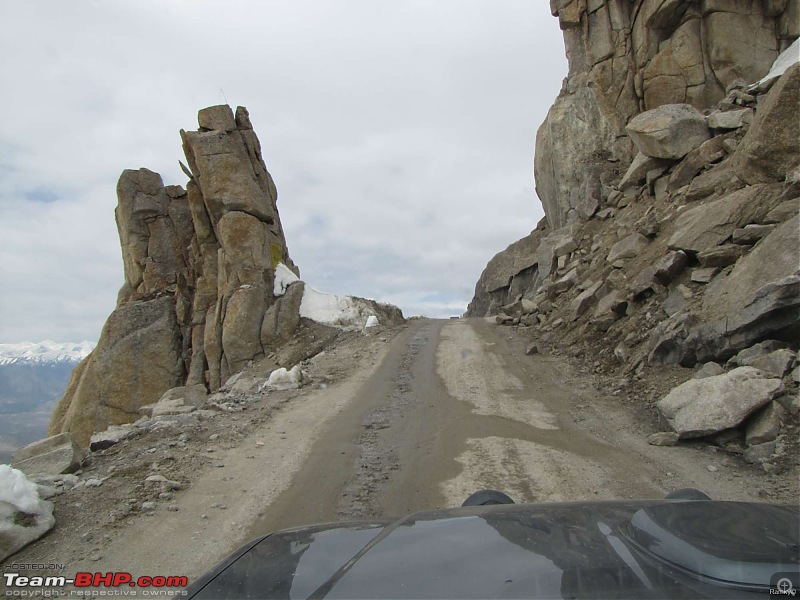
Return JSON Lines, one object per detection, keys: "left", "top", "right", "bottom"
{"left": 469, "top": 1, "right": 798, "bottom": 458}
{"left": 656, "top": 367, "right": 782, "bottom": 438}
{"left": 50, "top": 105, "right": 403, "bottom": 445}
{"left": 534, "top": 0, "right": 794, "bottom": 230}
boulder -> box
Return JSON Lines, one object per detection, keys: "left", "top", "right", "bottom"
{"left": 501, "top": 298, "right": 538, "bottom": 317}
{"left": 10, "top": 433, "right": 87, "bottom": 477}
{"left": 729, "top": 340, "right": 791, "bottom": 366}
{"left": 141, "top": 384, "right": 208, "bottom": 415}
{"left": 0, "top": 466, "right": 55, "bottom": 562}
{"left": 592, "top": 291, "right": 627, "bottom": 331}
{"left": 197, "top": 104, "right": 237, "bottom": 132}
{"left": 648, "top": 312, "right": 700, "bottom": 367}
{"left": 696, "top": 245, "right": 745, "bottom": 268}
{"left": 733, "top": 63, "right": 800, "bottom": 184}
{"left": 691, "top": 268, "right": 718, "bottom": 284}
{"left": 647, "top": 432, "right": 680, "bottom": 447}
{"left": 668, "top": 185, "right": 781, "bottom": 254}
{"left": 495, "top": 313, "right": 513, "bottom": 325}
{"left": 745, "top": 402, "right": 785, "bottom": 446}
{"left": 536, "top": 226, "right": 579, "bottom": 281}
{"left": 619, "top": 152, "right": 673, "bottom": 189}
{"left": 694, "top": 362, "right": 725, "bottom": 379}
{"left": 707, "top": 108, "right": 752, "bottom": 130}
{"left": 626, "top": 104, "right": 711, "bottom": 160}
{"left": 702, "top": 215, "right": 800, "bottom": 319}
{"left": 735, "top": 349, "right": 796, "bottom": 378}
{"left": 764, "top": 198, "right": 800, "bottom": 224}
{"left": 668, "top": 136, "right": 727, "bottom": 192}
{"left": 89, "top": 425, "right": 137, "bottom": 452}
{"left": 663, "top": 286, "right": 690, "bottom": 316}
{"left": 576, "top": 175, "right": 601, "bottom": 220}
{"left": 169, "top": 384, "right": 208, "bottom": 408}
{"left": 551, "top": 268, "right": 578, "bottom": 296}
{"left": 743, "top": 441, "right": 776, "bottom": 464}
{"left": 732, "top": 224, "right": 776, "bottom": 245}
{"left": 628, "top": 266, "right": 659, "bottom": 299}
{"left": 653, "top": 251, "right": 688, "bottom": 285}
{"left": 691, "top": 275, "right": 800, "bottom": 363}
{"left": 570, "top": 281, "right": 603, "bottom": 321}
{"left": 684, "top": 163, "right": 742, "bottom": 203}
{"left": 656, "top": 367, "right": 782, "bottom": 438}
{"left": 607, "top": 233, "right": 648, "bottom": 263}
{"left": 639, "top": 211, "right": 661, "bottom": 238}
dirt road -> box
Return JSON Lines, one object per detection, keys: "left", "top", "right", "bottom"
{"left": 249, "top": 318, "right": 764, "bottom": 538}
{"left": 8, "top": 318, "right": 780, "bottom": 586}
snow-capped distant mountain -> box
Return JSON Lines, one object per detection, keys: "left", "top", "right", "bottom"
{"left": 0, "top": 341, "right": 95, "bottom": 366}
{"left": 0, "top": 341, "right": 95, "bottom": 462}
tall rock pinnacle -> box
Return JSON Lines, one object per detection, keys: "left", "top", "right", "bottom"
{"left": 50, "top": 105, "right": 300, "bottom": 444}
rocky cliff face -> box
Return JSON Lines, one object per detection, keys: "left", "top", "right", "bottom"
{"left": 468, "top": 3, "right": 798, "bottom": 453}
{"left": 535, "top": 0, "right": 797, "bottom": 230}
{"left": 50, "top": 106, "right": 402, "bottom": 445}
{"left": 470, "top": 1, "right": 798, "bottom": 316}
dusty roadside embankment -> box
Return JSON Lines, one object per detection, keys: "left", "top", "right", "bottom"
{"left": 4, "top": 326, "right": 402, "bottom": 586}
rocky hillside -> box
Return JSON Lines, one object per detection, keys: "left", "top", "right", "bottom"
{"left": 48, "top": 106, "right": 404, "bottom": 446}
{"left": 469, "top": 2, "right": 798, "bottom": 459}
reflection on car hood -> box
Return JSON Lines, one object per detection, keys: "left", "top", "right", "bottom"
{"left": 188, "top": 500, "right": 799, "bottom": 599}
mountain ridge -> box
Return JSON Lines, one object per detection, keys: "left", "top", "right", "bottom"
{"left": 0, "top": 341, "right": 95, "bottom": 367}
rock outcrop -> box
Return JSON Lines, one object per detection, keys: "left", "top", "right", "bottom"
{"left": 9, "top": 433, "right": 86, "bottom": 477}
{"left": 50, "top": 105, "right": 403, "bottom": 446}
{"left": 534, "top": 0, "right": 796, "bottom": 230}
{"left": 469, "top": 3, "right": 798, "bottom": 453}
{"left": 656, "top": 366, "right": 782, "bottom": 438}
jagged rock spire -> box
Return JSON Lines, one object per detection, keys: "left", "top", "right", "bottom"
{"left": 51, "top": 106, "right": 300, "bottom": 444}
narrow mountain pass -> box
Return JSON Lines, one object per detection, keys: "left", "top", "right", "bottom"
{"left": 10, "top": 318, "right": 772, "bottom": 588}
{"left": 248, "top": 318, "right": 759, "bottom": 543}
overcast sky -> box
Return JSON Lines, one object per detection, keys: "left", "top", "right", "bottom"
{"left": 0, "top": 1, "right": 567, "bottom": 343}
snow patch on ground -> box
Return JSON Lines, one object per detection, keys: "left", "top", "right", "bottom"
{"left": 300, "top": 287, "right": 379, "bottom": 329}
{"left": 274, "top": 263, "right": 380, "bottom": 330}
{"left": 755, "top": 38, "right": 799, "bottom": 87}
{"left": 0, "top": 465, "right": 42, "bottom": 514}
{"left": 262, "top": 365, "right": 306, "bottom": 391}
{"left": 274, "top": 263, "right": 301, "bottom": 297}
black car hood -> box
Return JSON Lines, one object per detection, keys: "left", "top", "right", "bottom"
{"left": 188, "top": 500, "right": 799, "bottom": 599}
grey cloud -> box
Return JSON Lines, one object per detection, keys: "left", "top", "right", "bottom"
{"left": 0, "top": 0, "right": 565, "bottom": 341}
